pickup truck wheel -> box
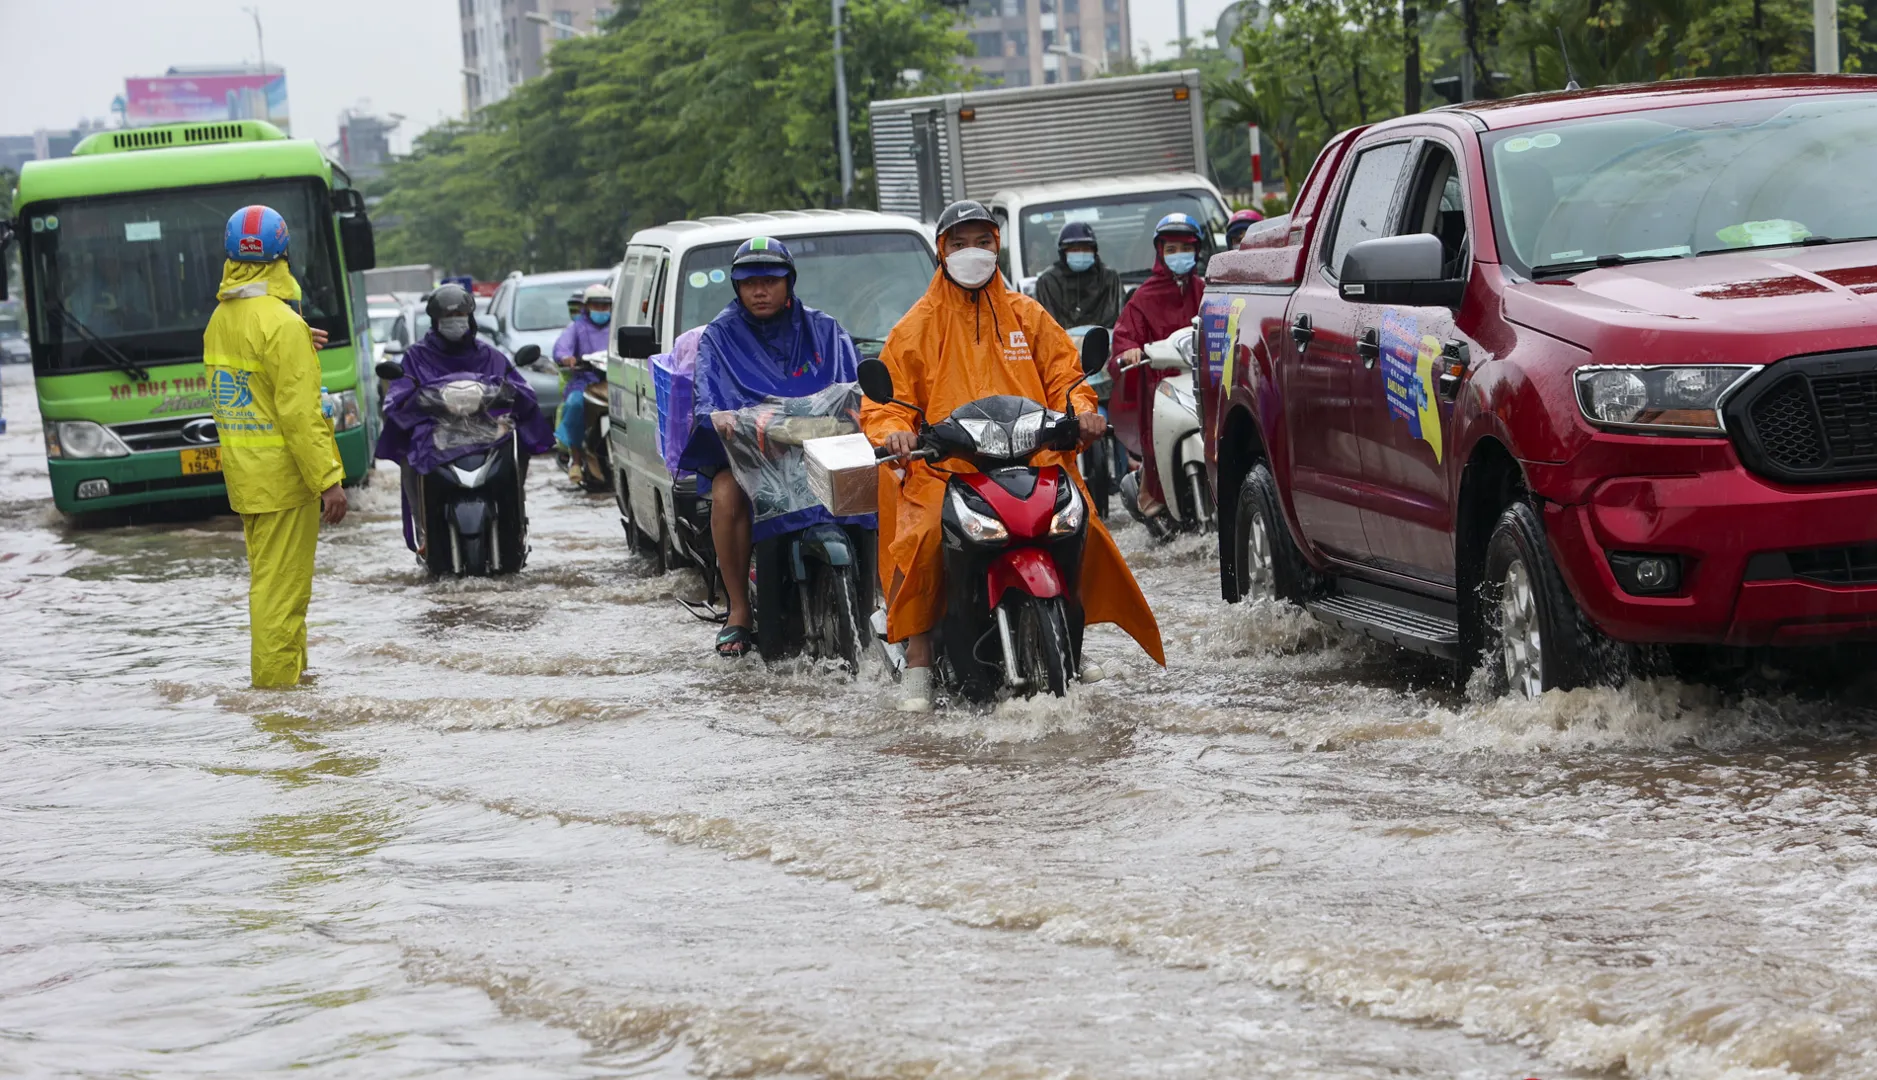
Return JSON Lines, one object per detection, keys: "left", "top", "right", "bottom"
{"left": 1480, "top": 501, "right": 1618, "bottom": 698}
{"left": 1234, "top": 463, "right": 1316, "bottom": 605}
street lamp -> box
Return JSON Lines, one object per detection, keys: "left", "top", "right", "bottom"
{"left": 1046, "top": 45, "right": 1108, "bottom": 78}
{"left": 523, "top": 10, "right": 592, "bottom": 38}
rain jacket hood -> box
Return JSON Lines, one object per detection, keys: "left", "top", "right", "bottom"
{"left": 203, "top": 258, "right": 341, "bottom": 515}
{"left": 677, "top": 298, "right": 859, "bottom": 472}
{"left": 552, "top": 313, "right": 612, "bottom": 362}
{"left": 1113, "top": 247, "right": 1203, "bottom": 355}
{"left": 861, "top": 266, "right": 1165, "bottom": 665}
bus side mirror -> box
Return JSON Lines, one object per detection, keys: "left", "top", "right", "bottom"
{"left": 340, "top": 214, "right": 376, "bottom": 273}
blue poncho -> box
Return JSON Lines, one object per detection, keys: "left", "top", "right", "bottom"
{"left": 678, "top": 298, "right": 860, "bottom": 471}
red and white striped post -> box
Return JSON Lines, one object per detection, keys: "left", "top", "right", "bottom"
{"left": 1247, "top": 124, "right": 1264, "bottom": 204}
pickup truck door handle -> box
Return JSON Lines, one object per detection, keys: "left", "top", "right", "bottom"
{"left": 1290, "top": 313, "right": 1314, "bottom": 347}
{"left": 1356, "top": 326, "right": 1380, "bottom": 368}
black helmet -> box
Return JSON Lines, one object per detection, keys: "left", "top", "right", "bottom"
{"left": 935, "top": 199, "right": 998, "bottom": 241}
{"left": 426, "top": 284, "right": 475, "bottom": 321}
{"left": 1057, "top": 221, "right": 1098, "bottom": 250}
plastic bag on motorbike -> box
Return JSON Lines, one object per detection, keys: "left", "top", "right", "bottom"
{"left": 719, "top": 382, "right": 871, "bottom": 540}
{"left": 417, "top": 374, "right": 516, "bottom": 454}
{"left": 651, "top": 328, "right": 703, "bottom": 476}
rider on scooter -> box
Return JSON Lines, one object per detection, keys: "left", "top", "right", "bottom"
{"left": 1034, "top": 221, "right": 1122, "bottom": 331}
{"left": 675, "top": 237, "right": 864, "bottom": 659}
{"left": 552, "top": 283, "right": 613, "bottom": 486}
{"left": 1112, "top": 212, "right": 1206, "bottom": 531}
{"left": 375, "top": 284, "right": 554, "bottom": 553}
{"left": 1225, "top": 208, "right": 1265, "bottom": 249}
{"left": 862, "top": 200, "right": 1165, "bottom": 712}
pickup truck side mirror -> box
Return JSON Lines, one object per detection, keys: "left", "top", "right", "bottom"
{"left": 616, "top": 324, "right": 658, "bottom": 360}
{"left": 1340, "top": 234, "right": 1464, "bottom": 308}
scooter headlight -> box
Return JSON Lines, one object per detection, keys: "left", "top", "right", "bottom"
{"left": 441, "top": 380, "right": 486, "bottom": 417}
{"left": 1050, "top": 480, "right": 1085, "bottom": 536}
{"left": 949, "top": 489, "right": 1009, "bottom": 543}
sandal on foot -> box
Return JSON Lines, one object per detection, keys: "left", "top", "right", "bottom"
{"left": 715, "top": 624, "right": 754, "bottom": 658}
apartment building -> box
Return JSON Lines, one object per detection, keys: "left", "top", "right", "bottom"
{"left": 961, "top": 0, "right": 1131, "bottom": 88}
{"left": 459, "top": 0, "right": 615, "bottom": 112}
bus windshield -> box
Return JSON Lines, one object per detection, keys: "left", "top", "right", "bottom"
{"left": 21, "top": 178, "right": 347, "bottom": 373}
{"left": 674, "top": 231, "right": 936, "bottom": 351}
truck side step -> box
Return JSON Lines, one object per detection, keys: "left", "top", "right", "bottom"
{"left": 1307, "top": 593, "right": 1462, "bottom": 660}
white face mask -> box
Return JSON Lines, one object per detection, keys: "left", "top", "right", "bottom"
{"left": 437, "top": 315, "right": 471, "bottom": 341}
{"left": 945, "top": 247, "right": 998, "bottom": 289}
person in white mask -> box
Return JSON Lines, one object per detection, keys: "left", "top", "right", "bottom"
{"left": 861, "top": 200, "right": 1165, "bottom": 712}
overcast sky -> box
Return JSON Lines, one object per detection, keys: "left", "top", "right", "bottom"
{"left": 0, "top": 0, "right": 1238, "bottom": 152}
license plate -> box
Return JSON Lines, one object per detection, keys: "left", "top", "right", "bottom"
{"left": 179, "top": 446, "right": 221, "bottom": 475}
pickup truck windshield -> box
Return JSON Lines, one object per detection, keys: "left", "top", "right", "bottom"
{"left": 1488, "top": 94, "right": 1877, "bottom": 276}
{"left": 1020, "top": 190, "right": 1229, "bottom": 283}
{"left": 675, "top": 231, "right": 936, "bottom": 351}
{"left": 20, "top": 178, "right": 347, "bottom": 373}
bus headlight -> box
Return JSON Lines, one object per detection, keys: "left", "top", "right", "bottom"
{"left": 330, "top": 389, "right": 362, "bottom": 431}
{"left": 48, "top": 421, "right": 131, "bottom": 459}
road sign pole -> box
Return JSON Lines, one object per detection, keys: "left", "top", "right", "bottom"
{"left": 1816, "top": 0, "right": 1840, "bottom": 73}
{"left": 1248, "top": 124, "right": 1263, "bottom": 204}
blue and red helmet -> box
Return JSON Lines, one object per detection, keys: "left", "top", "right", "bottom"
{"left": 224, "top": 205, "right": 290, "bottom": 263}
{"left": 1153, "top": 212, "right": 1203, "bottom": 244}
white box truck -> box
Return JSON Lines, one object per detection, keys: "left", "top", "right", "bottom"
{"left": 869, "top": 70, "right": 1230, "bottom": 292}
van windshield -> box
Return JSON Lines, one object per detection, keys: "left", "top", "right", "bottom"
{"left": 675, "top": 231, "right": 936, "bottom": 352}
{"left": 1486, "top": 93, "right": 1877, "bottom": 275}
{"left": 20, "top": 178, "right": 346, "bottom": 373}
{"left": 1019, "top": 190, "right": 1229, "bottom": 284}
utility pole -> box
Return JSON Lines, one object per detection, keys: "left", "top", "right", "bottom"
{"left": 243, "top": 6, "right": 267, "bottom": 76}
{"left": 1816, "top": 0, "right": 1840, "bottom": 72}
{"left": 1459, "top": 0, "right": 1477, "bottom": 101}
{"left": 1178, "top": 0, "right": 1189, "bottom": 57}
{"left": 833, "top": 0, "right": 854, "bottom": 206}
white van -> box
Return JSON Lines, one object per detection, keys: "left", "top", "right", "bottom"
{"left": 604, "top": 209, "right": 937, "bottom": 571}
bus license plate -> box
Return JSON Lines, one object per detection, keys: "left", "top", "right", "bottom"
{"left": 179, "top": 446, "right": 221, "bottom": 475}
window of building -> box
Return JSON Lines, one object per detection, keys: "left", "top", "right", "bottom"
{"left": 1105, "top": 22, "right": 1120, "bottom": 51}
{"left": 968, "top": 0, "right": 1024, "bottom": 14}
{"left": 1104, "top": 0, "right": 1119, "bottom": 12}
{"left": 594, "top": 5, "right": 612, "bottom": 22}
{"left": 1067, "top": 26, "right": 1081, "bottom": 52}
{"left": 1004, "top": 0, "right": 1026, "bottom": 14}
{"left": 969, "top": 30, "right": 1004, "bottom": 57}
{"left": 1008, "top": 29, "right": 1028, "bottom": 56}
{"left": 1040, "top": 0, "right": 1055, "bottom": 10}
{"left": 1064, "top": 0, "right": 1078, "bottom": 10}
{"left": 552, "top": 9, "right": 574, "bottom": 38}
{"left": 1071, "top": 63, "right": 1084, "bottom": 80}
{"left": 1005, "top": 68, "right": 1032, "bottom": 87}
{"left": 1045, "top": 69, "right": 1060, "bottom": 84}
{"left": 1042, "top": 28, "right": 1056, "bottom": 48}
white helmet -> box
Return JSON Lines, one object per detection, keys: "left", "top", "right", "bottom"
{"left": 582, "top": 283, "right": 614, "bottom": 303}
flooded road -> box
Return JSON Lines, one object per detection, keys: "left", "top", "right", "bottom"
{"left": 5, "top": 358, "right": 1877, "bottom": 1079}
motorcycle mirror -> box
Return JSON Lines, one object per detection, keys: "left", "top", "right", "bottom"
{"left": 858, "top": 358, "right": 896, "bottom": 404}
{"left": 1079, "top": 326, "right": 1111, "bottom": 376}
{"left": 374, "top": 359, "right": 405, "bottom": 381}
{"left": 383, "top": 341, "right": 406, "bottom": 356}
{"left": 513, "top": 343, "right": 542, "bottom": 367}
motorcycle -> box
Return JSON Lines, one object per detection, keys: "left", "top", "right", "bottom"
{"left": 564, "top": 350, "right": 612, "bottom": 494}
{"left": 376, "top": 344, "right": 538, "bottom": 577}
{"left": 715, "top": 384, "right": 877, "bottom": 671}
{"left": 1118, "top": 324, "right": 1211, "bottom": 536}
{"left": 855, "top": 327, "right": 1110, "bottom": 702}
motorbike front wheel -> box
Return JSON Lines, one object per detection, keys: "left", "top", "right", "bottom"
{"left": 1083, "top": 437, "right": 1112, "bottom": 520}
{"left": 1004, "top": 594, "right": 1074, "bottom": 698}
{"left": 808, "top": 561, "right": 870, "bottom": 673}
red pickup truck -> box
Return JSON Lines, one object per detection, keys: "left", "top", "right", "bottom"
{"left": 1199, "top": 75, "right": 1877, "bottom": 697}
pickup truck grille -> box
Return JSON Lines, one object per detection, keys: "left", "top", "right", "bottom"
{"left": 1727, "top": 353, "right": 1877, "bottom": 483}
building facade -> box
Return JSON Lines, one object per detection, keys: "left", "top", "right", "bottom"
{"left": 459, "top": 0, "right": 615, "bottom": 112}
{"left": 961, "top": 0, "right": 1131, "bottom": 88}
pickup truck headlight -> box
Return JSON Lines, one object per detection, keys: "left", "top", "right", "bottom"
{"left": 1574, "top": 365, "right": 1758, "bottom": 433}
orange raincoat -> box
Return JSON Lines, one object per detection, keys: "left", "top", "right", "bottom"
{"left": 862, "top": 267, "right": 1166, "bottom": 665}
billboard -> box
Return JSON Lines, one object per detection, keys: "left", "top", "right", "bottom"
{"left": 124, "top": 72, "right": 290, "bottom": 133}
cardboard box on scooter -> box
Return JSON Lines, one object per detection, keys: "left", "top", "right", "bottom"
{"left": 804, "top": 434, "right": 879, "bottom": 517}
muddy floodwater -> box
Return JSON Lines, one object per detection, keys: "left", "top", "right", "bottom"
{"left": 5, "top": 360, "right": 1877, "bottom": 1079}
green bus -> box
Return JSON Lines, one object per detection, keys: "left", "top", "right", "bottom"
{"left": 0, "top": 119, "right": 379, "bottom": 514}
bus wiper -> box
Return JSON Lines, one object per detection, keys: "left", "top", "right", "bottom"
{"left": 52, "top": 302, "right": 148, "bottom": 382}
{"left": 1528, "top": 252, "right": 1691, "bottom": 279}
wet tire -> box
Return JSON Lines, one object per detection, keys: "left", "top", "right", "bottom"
{"left": 1232, "top": 463, "right": 1316, "bottom": 605}
{"left": 1083, "top": 437, "right": 1112, "bottom": 520}
{"left": 810, "top": 563, "right": 868, "bottom": 672}
{"left": 615, "top": 469, "right": 648, "bottom": 555}
{"left": 1006, "top": 594, "right": 1073, "bottom": 698}
{"left": 494, "top": 487, "right": 527, "bottom": 575}
{"left": 422, "top": 483, "right": 455, "bottom": 576}
{"left": 1479, "top": 501, "right": 1624, "bottom": 698}
{"left": 649, "top": 498, "right": 670, "bottom": 576}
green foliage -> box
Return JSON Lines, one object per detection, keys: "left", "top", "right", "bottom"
{"left": 1211, "top": 0, "right": 1869, "bottom": 201}
{"left": 374, "top": 0, "right": 968, "bottom": 278}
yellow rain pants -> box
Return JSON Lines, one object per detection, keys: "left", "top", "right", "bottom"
{"left": 204, "top": 258, "right": 343, "bottom": 687}
{"left": 242, "top": 499, "right": 321, "bottom": 687}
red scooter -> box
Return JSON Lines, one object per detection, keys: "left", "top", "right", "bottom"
{"left": 857, "top": 329, "right": 1110, "bottom": 702}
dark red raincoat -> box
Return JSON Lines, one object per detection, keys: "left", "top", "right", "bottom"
{"left": 1110, "top": 247, "right": 1204, "bottom": 507}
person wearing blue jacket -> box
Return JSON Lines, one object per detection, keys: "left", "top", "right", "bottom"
{"left": 677, "top": 237, "right": 861, "bottom": 657}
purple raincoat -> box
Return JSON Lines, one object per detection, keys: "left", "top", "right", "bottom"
{"left": 376, "top": 331, "right": 554, "bottom": 474}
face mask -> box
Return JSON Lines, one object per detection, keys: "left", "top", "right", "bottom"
{"left": 589, "top": 310, "right": 612, "bottom": 326}
{"left": 1164, "top": 252, "right": 1197, "bottom": 276}
{"left": 438, "top": 315, "right": 471, "bottom": 341}
{"left": 1065, "top": 251, "right": 1096, "bottom": 273}
{"left": 946, "top": 247, "right": 999, "bottom": 289}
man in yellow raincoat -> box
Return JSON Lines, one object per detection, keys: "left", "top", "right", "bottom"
{"left": 204, "top": 205, "right": 348, "bottom": 688}
{"left": 862, "top": 200, "right": 1165, "bottom": 711}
